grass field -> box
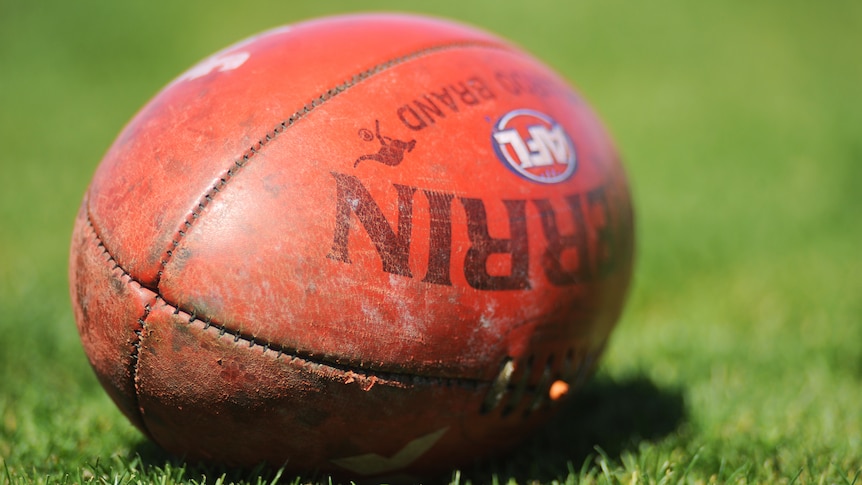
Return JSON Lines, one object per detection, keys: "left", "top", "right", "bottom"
{"left": 2, "top": 1, "right": 861, "bottom": 483}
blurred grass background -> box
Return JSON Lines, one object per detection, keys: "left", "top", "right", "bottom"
{"left": 1, "top": 0, "right": 861, "bottom": 483}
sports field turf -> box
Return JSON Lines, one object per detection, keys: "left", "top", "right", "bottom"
{"left": 1, "top": 1, "right": 861, "bottom": 483}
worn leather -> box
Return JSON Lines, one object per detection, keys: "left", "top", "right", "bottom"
{"left": 69, "top": 13, "right": 634, "bottom": 477}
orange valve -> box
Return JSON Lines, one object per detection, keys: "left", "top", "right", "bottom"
{"left": 549, "top": 380, "right": 571, "bottom": 401}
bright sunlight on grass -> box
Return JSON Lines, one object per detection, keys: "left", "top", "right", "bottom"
{"left": 1, "top": 1, "right": 861, "bottom": 483}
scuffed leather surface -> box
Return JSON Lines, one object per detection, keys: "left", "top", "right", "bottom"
{"left": 69, "top": 13, "right": 634, "bottom": 477}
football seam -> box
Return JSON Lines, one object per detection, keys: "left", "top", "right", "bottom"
{"left": 152, "top": 39, "right": 509, "bottom": 286}
{"left": 85, "top": 42, "right": 521, "bottom": 420}
{"left": 82, "top": 215, "right": 158, "bottom": 440}
{"left": 151, "top": 41, "right": 511, "bottom": 379}
{"left": 85, "top": 213, "right": 488, "bottom": 391}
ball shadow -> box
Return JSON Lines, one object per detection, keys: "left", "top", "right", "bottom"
{"left": 129, "top": 373, "right": 685, "bottom": 484}
{"left": 456, "top": 373, "right": 688, "bottom": 483}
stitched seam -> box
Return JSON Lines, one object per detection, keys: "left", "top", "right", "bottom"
{"left": 84, "top": 214, "right": 158, "bottom": 438}
{"left": 154, "top": 40, "right": 506, "bottom": 284}
{"left": 155, "top": 292, "right": 485, "bottom": 389}
{"left": 89, "top": 212, "right": 485, "bottom": 389}
{"left": 88, "top": 41, "right": 513, "bottom": 419}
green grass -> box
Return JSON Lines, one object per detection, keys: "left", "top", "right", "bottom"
{"left": 2, "top": 0, "right": 861, "bottom": 483}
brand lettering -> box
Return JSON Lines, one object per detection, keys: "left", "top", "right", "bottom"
{"left": 461, "top": 198, "right": 530, "bottom": 290}
{"left": 397, "top": 77, "right": 496, "bottom": 131}
{"left": 328, "top": 173, "right": 628, "bottom": 290}
{"left": 588, "top": 186, "right": 621, "bottom": 277}
{"left": 493, "top": 123, "right": 571, "bottom": 169}
{"left": 533, "top": 195, "right": 590, "bottom": 285}
{"left": 327, "top": 172, "right": 416, "bottom": 277}
{"left": 492, "top": 109, "right": 577, "bottom": 184}
{"left": 421, "top": 190, "right": 455, "bottom": 286}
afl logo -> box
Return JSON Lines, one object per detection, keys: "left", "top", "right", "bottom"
{"left": 491, "top": 109, "right": 576, "bottom": 184}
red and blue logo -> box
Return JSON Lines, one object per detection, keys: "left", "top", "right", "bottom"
{"left": 491, "top": 109, "right": 576, "bottom": 184}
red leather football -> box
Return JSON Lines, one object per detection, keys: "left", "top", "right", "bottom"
{"left": 69, "top": 13, "right": 634, "bottom": 478}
